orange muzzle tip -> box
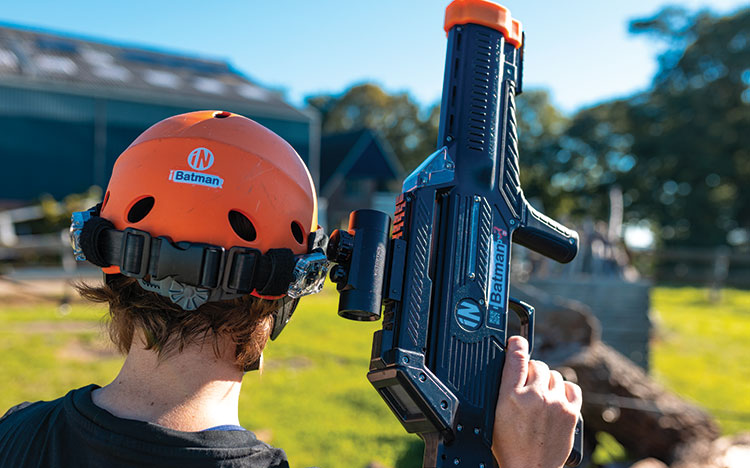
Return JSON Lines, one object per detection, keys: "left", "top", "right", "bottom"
{"left": 444, "top": 0, "right": 523, "bottom": 48}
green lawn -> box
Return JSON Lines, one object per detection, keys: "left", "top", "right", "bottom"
{"left": 650, "top": 287, "right": 750, "bottom": 435}
{"left": 0, "top": 286, "right": 748, "bottom": 467}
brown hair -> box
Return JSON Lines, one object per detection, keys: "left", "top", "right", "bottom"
{"left": 77, "top": 275, "right": 281, "bottom": 369}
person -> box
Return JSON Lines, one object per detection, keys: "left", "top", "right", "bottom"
{"left": 0, "top": 111, "right": 582, "bottom": 468}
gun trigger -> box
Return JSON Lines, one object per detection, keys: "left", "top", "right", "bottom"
{"left": 508, "top": 297, "right": 535, "bottom": 355}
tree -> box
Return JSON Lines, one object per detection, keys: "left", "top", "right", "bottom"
{"left": 308, "top": 5, "right": 750, "bottom": 249}
{"left": 307, "top": 84, "right": 571, "bottom": 206}
{"left": 306, "top": 83, "right": 438, "bottom": 172}
{"left": 626, "top": 6, "right": 750, "bottom": 246}
{"left": 552, "top": 6, "right": 750, "bottom": 247}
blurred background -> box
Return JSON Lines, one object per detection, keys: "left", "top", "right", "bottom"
{"left": 0, "top": 1, "right": 748, "bottom": 467}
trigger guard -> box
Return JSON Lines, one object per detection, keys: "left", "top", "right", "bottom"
{"left": 508, "top": 297, "right": 535, "bottom": 355}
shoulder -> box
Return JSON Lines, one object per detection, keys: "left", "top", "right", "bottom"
{"left": 0, "top": 401, "right": 36, "bottom": 423}
{"left": 0, "top": 386, "right": 90, "bottom": 467}
{"left": 0, "top": 392, "right": 67, "bottom": 430}
{"left": 0, "top": 386, "right": 90, "bottom": 433}
{"left": 182, "top": 430, "right": 292, "bottom": 467}
{"left": 242, "top": 435, "right": 291, "bottom": 468}
{"left": 0, "top": 385, "right": 91, "bottom": 428}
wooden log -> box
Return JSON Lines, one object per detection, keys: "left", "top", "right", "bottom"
{"left": 562, "top": 341, "right": 721, "bottom": 464}
{"left": 509, "top": 282, "right": 599, "bottom": 367}
{"left": 670, "top": 432, "right": 750, "bottom": 468}
{"left": 513, "top": 282, "right": 723, "bottom": 466}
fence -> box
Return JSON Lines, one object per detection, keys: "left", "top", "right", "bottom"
{"left": 0, "top": 204, "right": 69, "bottom": 262}
{"left": 632, "top": 247, "right": 750, "bottom": 290}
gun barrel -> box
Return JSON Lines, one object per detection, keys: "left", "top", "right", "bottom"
{"left": 437, "top": 20, "right": 522, "bottom": 193}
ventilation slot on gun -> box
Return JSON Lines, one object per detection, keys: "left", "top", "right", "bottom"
{"left": 502, "top": 87, "right": 521, "bottom": 216}
{"left": 466, "top": 31, "right": 493, "bottom": 152}
{"left": 447, "top": 30, "right": 462, "bottom": 140}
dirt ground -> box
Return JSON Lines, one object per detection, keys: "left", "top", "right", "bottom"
{"left": 0, "top": 268, "right": 101, "bottom": 303}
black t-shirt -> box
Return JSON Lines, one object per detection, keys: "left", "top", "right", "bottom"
{"left": 0, "top": 385, "right": 289, "bottom": 468}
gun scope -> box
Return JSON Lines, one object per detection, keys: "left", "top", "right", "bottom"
{"left": 326, "top": 209, "right": 391, "bottom": 321}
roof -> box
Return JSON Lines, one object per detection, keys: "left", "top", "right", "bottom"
{"left": 320, "top": 128, "right": 404, "bottom": 198}
{"left": 0, "top": 22, "right": 308, "bottom": 121}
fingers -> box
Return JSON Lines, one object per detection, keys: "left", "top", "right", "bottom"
{"left": 502, "top": 336, "right": 583, "bottom": 417}
{"left": 564, "top": 381, "right": 583, "bottom": 413}
{"left": 548, "top": 369, "right": 564, "bottom": 393}
{"left": 501, "top": 336, "right": 529, "bottom": 391}
{"left": 526, "top": 359, "right": 550, "bottom": 391}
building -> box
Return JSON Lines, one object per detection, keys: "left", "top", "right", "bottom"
{"left": 0, "top": 22, "right": 319, "bottom": 206}
{"left": 318, "top": 128, "right": 403, "bottom": 229}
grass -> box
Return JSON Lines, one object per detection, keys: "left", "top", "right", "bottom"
{"left": 0, "top": 288, "right": 423, "bottom": 468}
{"left": 239, "top": 288, "right": 422, "bottom": 467}
{"left": 0, "top": 285, "right": 748, "bottom": 467}
{"left": 650, "top": 287, "right": 750, "bottom": 435}
{"left": 0, "top": 302, "right": 122, "bottom": 410}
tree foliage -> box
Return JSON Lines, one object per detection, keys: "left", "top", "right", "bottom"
{"left": 306, "top": 83, "right": 438, "bottom": 172}
{"left": 561, "top": 6, "right": 750, "bottom": 246}
{"left": 307, "top": 6, "right": 750, "bottom": 247}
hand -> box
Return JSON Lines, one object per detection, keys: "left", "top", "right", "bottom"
{"left": 492, "top": 336, "right": 582, "bottom": 468}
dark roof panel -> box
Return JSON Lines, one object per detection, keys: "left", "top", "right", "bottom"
{"left": 320, "top": 129, "right": 367, "bottom": 188}
{"left": 348, "top": 139, "right": 399, "bottom": 179}
{"left": 119, "top": 49, "right": 230, "bottom": 75}
{"left": 36, "top": 37, "right": 77, "bottom": 53}
{"left": 320, "top": 128, "right": 402, "bottom": 194}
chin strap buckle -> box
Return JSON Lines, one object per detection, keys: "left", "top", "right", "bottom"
{"left": 119, "top": 228, "right": 153, "bottom": 279}
{"left": 151, "top": 239, "right": 224, "bottom": 288}
{"left": 223, "top": 247, "right": 261, "bottom": 295}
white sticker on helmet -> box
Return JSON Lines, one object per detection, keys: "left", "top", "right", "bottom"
{"left": 169, "top": 170, "right": 224, "bottom": 188}
{"left": 169, "top": 147, "right": 224, "bottom": 188}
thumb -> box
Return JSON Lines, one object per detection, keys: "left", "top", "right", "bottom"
{"left": 501, "top": 335, "right": 529, "bottom": 392}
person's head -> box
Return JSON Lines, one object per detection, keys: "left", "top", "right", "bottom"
{"left": 73, "top": 110, "right": 325, "bottom": 370}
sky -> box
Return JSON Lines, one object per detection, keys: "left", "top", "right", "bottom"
{"left": 1, "top": 0, "right": 748, "bottom": 114}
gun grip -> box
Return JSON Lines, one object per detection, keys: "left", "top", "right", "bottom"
{"left": 566, "top": 417, "right": 584, "bottom": 467}
{"left": 513, "top": 202, "right": 578, "bottom": 264}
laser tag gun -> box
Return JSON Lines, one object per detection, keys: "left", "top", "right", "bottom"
{"left": 325, "top": 1, "right": 583, "bottom": 467}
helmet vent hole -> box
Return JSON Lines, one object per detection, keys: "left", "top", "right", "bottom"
{"left": 291, "top": 221, "right": 305, "bottom": 245}
{"left": 127, "top": 196, "right": 155, "bottom": 223}
{"left": 213, "top": 111, "right": 231, "bottom": 119}
{"left": 229, "top": 210, "right": 257, "bottom": 242}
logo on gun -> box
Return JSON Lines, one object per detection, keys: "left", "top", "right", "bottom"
{"left": 455, "top": 299, "right": 482, "bottom": 331}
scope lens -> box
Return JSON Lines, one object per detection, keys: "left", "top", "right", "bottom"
{"left": 338, "top": 309, "right": 380, "bottom": 321}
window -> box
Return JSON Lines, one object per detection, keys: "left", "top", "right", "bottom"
{"left": 92, "top": 64, "right": 131, "bottom": 81}
{"left": 0, "top": 49, "right": 18, "bottom": 70}
{"left": 193, "top": 76, "right": 225, "bottom": 94}
{"left": 35, "top": 54, "right": 77, "bottom": 75}
{"left": 143, "top": 69, "right": 180, "bottom": 88}
{"left": 236, "top": 83, "right": 269, "bottom": 101}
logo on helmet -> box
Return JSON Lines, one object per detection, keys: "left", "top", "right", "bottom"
{"left": 188, "top": 147, "right": 214, "bottom": 171}
{"left": 169, "top": 147, "right": 223, "bottom": 189}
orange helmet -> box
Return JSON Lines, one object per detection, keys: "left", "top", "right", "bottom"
{"left": 102, "top": 110, "right": 317, "bottom": 257}
{"left": 71, "top": 111, "right": 328, "bottom": 320}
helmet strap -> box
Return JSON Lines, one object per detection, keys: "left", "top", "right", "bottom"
{"left": 73, "top": 207, "right": 328, "bottom": 313}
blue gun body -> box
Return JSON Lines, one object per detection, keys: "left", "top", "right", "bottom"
{"left": 367, "top": 21, "right": 581, "bottom": 468}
